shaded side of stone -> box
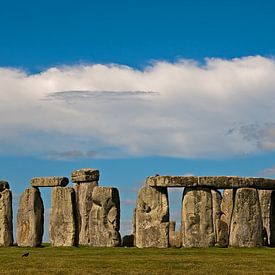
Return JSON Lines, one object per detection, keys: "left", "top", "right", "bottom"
{"left": 31, "top": 177, "right": 69, "bottom": 187}
{"left": 122, "top": 234, "right": 134, "bottom": 247}
{"left": 0, "top": 189, "right": 13, "bottom": 246}
{"left": 71, "top": 168, "right": 99, "bottom": 183}
{"left": 135, "top": 186, "right": 169, "bottom": 248}
{"left": 219, "top": 189, "right": 236, "bottom": 247}
{"left": 181, "top": 188, "right": 215, "bottom": 248}
{"left": 270, "top": 191, "right": 275, "bottom": 246}
{"left": 74, "top": 181, "right": 98, "bottom": 245}
{"left": 89, "top": 187, "right": 121, "bottom": 247}
{"left": 50, "top": 187, "right": 77, "bottom": 247}
{"left": 229, "top": 188, "right": 263, "bottom": 247}
{"left": 0, "top": 181, "right": 10, "bottom": 192}
{"left": 16, "top": 188, "right": 44, "bottom": 247}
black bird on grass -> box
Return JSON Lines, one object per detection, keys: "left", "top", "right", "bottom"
{"left": 22, "top": 252, "right": 29, "bottom": 257}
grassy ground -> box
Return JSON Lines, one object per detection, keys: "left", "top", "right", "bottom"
{"left": 0, "top": 245, "right": 275, "bottom": 274}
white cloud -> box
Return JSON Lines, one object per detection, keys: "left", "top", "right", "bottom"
{"left": 1, "top": 56, "right": 275, "bottom": 159}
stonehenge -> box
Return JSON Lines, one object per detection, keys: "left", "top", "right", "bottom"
{"left": 2, "top": 172, "right": 275, "bottom": 248}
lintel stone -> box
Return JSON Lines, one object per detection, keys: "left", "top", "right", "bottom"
{"left": 71, "top": 168, "right": 99, "bottom": 183}
{"left": 31, "top": 177, "right": 69, "bottom": 187}
{"left": 146, "top": 176, "right": 275, "bottom": 190}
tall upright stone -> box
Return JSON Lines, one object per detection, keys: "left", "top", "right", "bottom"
{"left": 50, "top": 187, "right": 77, "bottom": 247}
{"left": 89, "top": 186, "right": 121, "bottom": 247}
{"left": 211, "top": 189, "right": 223, "bottom": 246}
{"left": 135, "top": 185, "right": 169, "bottom": 248}
{"left": 229, "top": 188, "right": 263, "bottom": 247}
{"left": 181, "top": 188, "right": 215, "bottom": 247}
{"left": 219, "top": 189, "right": 236, "bottom": 247}
{"left": 0, "top": 182, "right": 13, "bottom": 246}
{"left": 16, "top": 188, "right": 44, "bottom": 247}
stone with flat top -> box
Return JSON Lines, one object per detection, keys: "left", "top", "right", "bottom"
{"left": 31, "top": 177, "right": 69, "bottom": 187}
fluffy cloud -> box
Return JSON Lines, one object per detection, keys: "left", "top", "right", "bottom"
{"left": 1, "top": 56, "right": 275, "bottom": 159}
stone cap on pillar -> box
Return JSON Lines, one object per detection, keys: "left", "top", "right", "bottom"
{"left": 31, "top": 177, "right": 69, "bottom": 187}
{"left": 0, "top": 180, "right": 10, "bottom": 191}
{"left": 146, "top": 175, "right": 275, "bottom": 190}
{"left": 71, "top": 168, "right": 99, "bottom": 183}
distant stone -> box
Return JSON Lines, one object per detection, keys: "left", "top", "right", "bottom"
{"left": 229, "top": 188, "right": 263, "bottom": 247}
{"left": 0, "top": 180, "right": 9, "bottom": 191}
{"left": 89, "top": 186, "right": 121, "bottom": 247}
{"left": 219, "top": 189, "right": 236, "bottom": 247}
{"left": 71, "top": 169, "right": 99, "bottom": 183}
{"left": 0, "top": 189, "right": 13, "bottom": 246}
{"left": 74, "top": 181, "right": 98, "bottom": 245}
{"left": 169, "top": 221, "right": 181, "bottom": 248}
{"left": 147, "top": 176, "right": 275, "bottom": 190}
{"left": 50, "top": 187, "right": 77, "bottom": 246}
{"left": 181, "top": 188, "right": 215, "bottom": 248}
{"left": 16, "top": 188, "right": 44, "bottom": 247}
{"left": 31, "top": 177, "right": 69, "bottom": 187}
{"left": 122, "top": 234, "right": 134, "bottom": 247}
{"left": 135, "top": 186, "right": 169, "bottom": 248}
{"left": 132, "top": 208, "right": 136, "bottom": 246}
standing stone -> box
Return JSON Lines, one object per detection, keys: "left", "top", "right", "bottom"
{"left": 89, "top": 186, "right": 121, "bottom": 247}
{"left": 270, "top": 191, "right": 275, "bottom": 246}
{"left": 50, "top": 187, "right": 77, "bottom": 247}
{"left": 74, "top": 182, "right": 98, "bottom": 245}
{"left": 169, "top": 221, "right": 181, "bottom": 248}
{"left": 219, "top": 189, "right": 236, "bottom": 247}
{"left": 181, "top": 188, "right": 215, "bottom": 247}
{"left": 135, "top": 186, "right": 169, "bottom": 248}
{"left": 258, "top": 190, "right": 273, "bottom": 245}
{"left": 16, "top": 188, "right": 44, "bottom": 247}
{"left": 0, "top": 189, "right": 13, "bottom": 246}
{"left": 132, "top": 208, "right": 136, "bottom": 246}
{"left": 229, "top": 188, "right": 263, "bottom": 247}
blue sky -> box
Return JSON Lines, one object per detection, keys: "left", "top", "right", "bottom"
{"left": 1, "top": 0, "right": 275, "bottom": 239}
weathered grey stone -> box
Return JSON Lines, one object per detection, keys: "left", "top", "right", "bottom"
{"left": 181, "top": 188, "right": 215, "bottom": 248}
{"left": 147, "top": 176, "right": 275, "bottom": 189}
{"left": 211, "top": 189, "right": 224, "bottom": 247}
{"left": 229, "top": 188, "right": 263, "bottom": 247}
{"left": 74, "top": 181, "right": 98, "bottom": 245}
{"left": 16, "top": 188, "right": 44, "bottom": 247}
{"left": 135, "top": 186, "right": 169, "bottom": 248}
{"left": 0, "top": 180, "right": 10, "bottom": 191}
{"left": 89, "top": 186, "right": 121, "bottom": 247}
{"left": 50, "top": 187, "right": 77, "bottom": 247}
{"left": 31, "top": 177, "right": 69, "bottom": 187}
{"left": 71, "top": 168, "right": 99, "bottom": 183}
{"left": 219, "top": 189, "right": 235, "bottom": 247}
{"left": 169, "top": 221, "right": 181, "bottom": 248}
{"left": 122, "top": 234, "right": 134, "bottom": 247}
{"left": 0, "top": 189, "right": 13, "bottom": 246}
{"left": 258, "top": 190, "right": 273, "bottom": 245}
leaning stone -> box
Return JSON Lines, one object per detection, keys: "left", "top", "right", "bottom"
{"left": 74, "top": 181, "right": 98, "bottom": 245}
{"left": 122, "top": 234, "right": 134, "bottom": 247}
{"left": 0, "top": 189, "right": 13, "bottom": 246}
{"left": 31, "top": 177, "right": 69, "bottom": 187}
{"left": 71, "top": 168, "right": 99, "bottom": 183}
{"left": 0, "top": 180, "right": 10, "bottom": 191}
{"left": 49, "top": 187, "right": 77, "bottom": 246}
{"left": 229, "top": 188, "right": 263, "bottom": 247}
{"left": 182, "top": 188, "right": 215, "bottom": 248}
{"left": 16, "top": 188, "right": 44, "bottom": 247}
{"left": 135, "top": 186, "right": 169, "bottom": 248}
{"left": 89, "top": 187, "right": 121, "bottom": 247}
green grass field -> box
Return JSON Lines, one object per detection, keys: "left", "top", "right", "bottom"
{"left": 1, "top": 245, "right": 275, "bottom": 274}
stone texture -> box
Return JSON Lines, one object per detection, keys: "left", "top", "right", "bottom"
{"left": 122, "top": 234, "right": 134, "bottom": 247}
{"left": 31, "top": 177, "right": 69, "bottom": 187}
{"left": 0, "top": 180, "right": 10, "bottom": 191}
{"left": 0, "top": 189, "right": 13, "bottom": 246}
{"left": 50, "top": 187, "right": 77, "bottom": 247}
{"left": 89, "top": 186, "right": 121, "bottom": 247}
{"left": 270, "top": 191, "right": 275, "bottom": 246}
{"left": 71, "top": 168, "right": 99, "bottom": 183}
{"left": 219, "top": 189, "right": 236, "bottom": 247}
{"left": 147, "top": 176, "right": 275, "bottom": 189}
{"left": 181, "top": 188, "right": 215, "bottom": 248}
{"left": 16, "top": 188, "right": 44, "bottom": 247}
{"left": 229, "top": 188, "right": 263, "bottom": 247}
{"left": 135, "top": 186, "right": 169, "bottom": 248}
{"left": 74, "top": 181, "right": 98, "bottom": 245}
{"left": 169, "top": 221, "right": 181, "bottom": 248}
